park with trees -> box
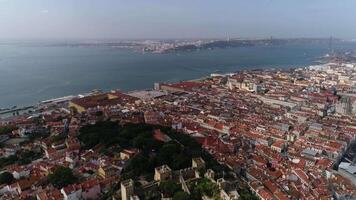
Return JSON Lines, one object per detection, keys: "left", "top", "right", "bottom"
{"left": 78, "top": 121, "right": 257, "bottom": 200}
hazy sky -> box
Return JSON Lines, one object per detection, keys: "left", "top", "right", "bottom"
{"left": 0, "top": 0, "right": 356, "bottom": 39}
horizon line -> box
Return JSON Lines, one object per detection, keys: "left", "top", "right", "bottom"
{"left": 0, "top": 36, "right": 353, "bottom": 42}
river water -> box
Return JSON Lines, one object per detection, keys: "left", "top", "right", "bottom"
{"left": 1, "top": 42, "right": 356, "bottom": 108}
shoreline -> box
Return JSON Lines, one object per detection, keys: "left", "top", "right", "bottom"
{"left": 0, "top": 66, "right": 303, "bottom": 120}
{"left": 1, "top": 41, "right": 348, "bottom": 109}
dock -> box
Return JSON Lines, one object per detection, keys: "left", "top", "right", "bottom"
{"left": 0, "top": 106, "right": 34, "bottom": 115}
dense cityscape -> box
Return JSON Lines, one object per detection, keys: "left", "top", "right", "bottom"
{"left": 0, "top": 52, "right": 355, "bottom": 200}
{"left": 3, "top": 0, "right": 356, "bottom": 199}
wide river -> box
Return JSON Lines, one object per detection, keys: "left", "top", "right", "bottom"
{"left": 1, "top": 42, "right": 356, "bottom": 108}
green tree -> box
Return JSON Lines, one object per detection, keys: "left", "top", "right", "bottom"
{"left": 18, "top": 150, "right": 42, "bottom": 165}
{"left": 157, "top": 142, "right": 184, "bottom": 168}
{"left": 48, "top": 166, "right": 77, "bottom": 188}
{"left": 0, "top": 126, "right": 16, "bottom": 135}
{"left": 171, "top": 153, "right": 191, "bottom": 170}
{"left": 132, "top": 132, "right": 161, "bottom": 152}
{"left": 190, "top": 178, "right": 220, "bottom": 199}
{"left": 0, "top": 155, "right": 18, "bottom": 168}
{"left": 0, "top": 172, "right": 14, "bottom": 185}
{"left": 78, "top": 121, "right": 120, "bottom": 149}
{"left": 159, "top": 180, "right": 181, "bottom": 197}
{"left": 173, "top": 191, "right": 190, "bottom": 200}
{"left": 126, "top": 153, "right": 151, "bottom": 176}
{"left": 238, "top": 188, "right": 259, "bottom": 200}
{"left": 144, "top": 190, "right": 161, "bottom": 200}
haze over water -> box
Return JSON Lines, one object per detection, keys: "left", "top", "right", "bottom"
{"left": 1, "top": 42, "right": 356, "bottom": 108}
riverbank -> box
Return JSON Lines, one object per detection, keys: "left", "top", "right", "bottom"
{"left": 2, "top": 42, "right": 350, "bottom": 108}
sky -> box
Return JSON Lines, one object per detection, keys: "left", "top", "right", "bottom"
{"left": 0, "top": 0, "right": 356, "bottom": 40}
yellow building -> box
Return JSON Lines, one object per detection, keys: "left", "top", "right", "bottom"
{"left": 68, "top": 101, "right": 86, "bottom": 113}
{"left": 69, "top": 91, "right": 139, "bottom": 113}
{"left": 98, "top": 165, "right": 118, "bottom": 179}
